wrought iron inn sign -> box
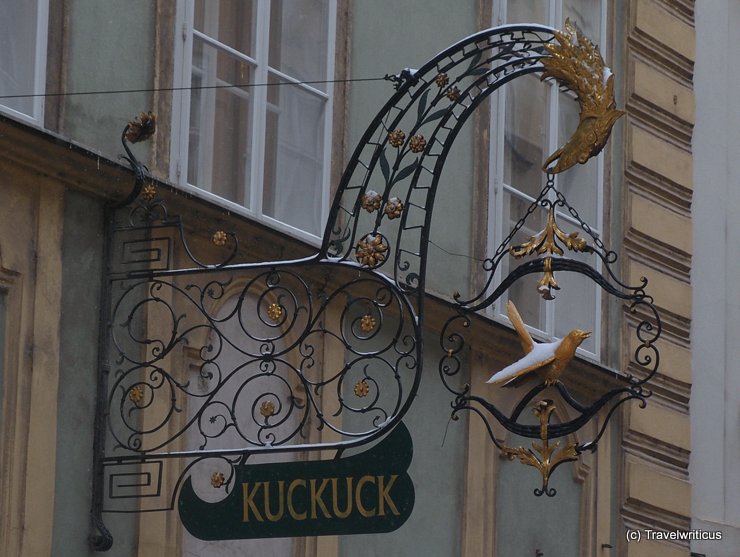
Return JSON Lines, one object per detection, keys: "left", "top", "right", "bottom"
{"left": 90, "top": 22, "right": 660, "bottom": 550}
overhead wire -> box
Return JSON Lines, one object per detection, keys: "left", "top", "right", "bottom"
{"left": 0, "top": 76, "right": 389, "bottom": 101}
{"left": 1, "top": 76, "right": 490, "bottom": 265}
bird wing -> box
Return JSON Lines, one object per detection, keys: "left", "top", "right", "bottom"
{"left": 486, "top": 354, "right": 557, "bottom": 386}
{"left": 507, "top": 300, "right": 534, "bottom": 354}
{"left": 486, "top": 340, "right": 559, "bottom": 385}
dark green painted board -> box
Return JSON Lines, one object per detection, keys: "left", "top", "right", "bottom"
{"left": 179, "top": 422, "right": 415, "bottom": 540}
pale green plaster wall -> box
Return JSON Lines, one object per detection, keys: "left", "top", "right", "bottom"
{"left": 338, "top": 329, "right": 469, "bottom": 556}
{"left": 51, "top": 191, "right": 137, "bottom": 557}
{"left": 347, "top": 0, "right": 479, "bottom": 301}
{"left": 62, "top": 0, "right": 155, "bottom": 162}
{"left": 494, "top": 438, "right": 582, "bottom": 556}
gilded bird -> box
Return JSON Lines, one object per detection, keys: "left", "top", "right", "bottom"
{"left": 486, "top": 300, "right": 591, "bottom": 386}
{"left": 540, "top": 19, "right": 625, "bottom": 174}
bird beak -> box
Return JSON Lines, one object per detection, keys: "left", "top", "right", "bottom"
{"left": 582, "top": 331, "right": 592, "bottom": 339}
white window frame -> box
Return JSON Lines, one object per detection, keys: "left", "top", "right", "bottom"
{"left": 488, "top": 0, "right": 609, "bottom": 361}
{"left": 0, "top": 0, "right": 49, "bottom": 126}
{"left": 171, "top": 0, "right": 337, "bottom": 245}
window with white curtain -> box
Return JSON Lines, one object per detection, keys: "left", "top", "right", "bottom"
{"left": 172, "top": 0, "right": 336, "bottom": 241}
{"left": 489, "top": 0, "right": 608, "bottom": 359}
{"left": 0, "top": 0, "right": 48, "bottom": 124}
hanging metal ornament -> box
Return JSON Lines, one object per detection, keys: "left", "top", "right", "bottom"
{"left": 91, "top": 20, "right": 660, "bottom": 550}
{"left": 437, "top": 21, "right": 659, "bottom": 496}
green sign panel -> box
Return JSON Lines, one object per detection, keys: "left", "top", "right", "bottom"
{"left": 178, "top": 422, "right": 415, "bottom": 539}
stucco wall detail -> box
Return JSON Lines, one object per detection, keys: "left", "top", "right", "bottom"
{"left": 621, "top": 1, "right": 694, "bottom": 555}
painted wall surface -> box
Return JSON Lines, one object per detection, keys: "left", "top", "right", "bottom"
{"left": 50, "top": 191, "right": 139, "bottom": 557}
{"left": 337, "top": 329, "right": 468, "bottom": 557}
{"left": 62, "top": 0, "right": 155, "bottom": 162}
{"left": 691, "top": 0, "right": 740, "bottom": 554}
{"left": 0, "top": 150, "right": 66, "bottom": 557}
{"left": 495, "top": 454, "right": 582, "bottom": 557}
{"left": 347, "top": 1, "right": 478, "bottom": 300}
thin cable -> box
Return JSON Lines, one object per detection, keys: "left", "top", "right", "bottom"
{"left": 0, "top": 76, "right": 388, "bottom": 101}
{"left": 428, "top": 239, "right": 486, "bottom": 263}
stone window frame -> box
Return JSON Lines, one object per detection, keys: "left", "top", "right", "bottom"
{"left": 486, "top": 0, "right": 611, "bottom": 363}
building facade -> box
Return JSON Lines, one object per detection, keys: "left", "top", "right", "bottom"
{"left": 0, "top": 1, "right": 735, "bottom": 556}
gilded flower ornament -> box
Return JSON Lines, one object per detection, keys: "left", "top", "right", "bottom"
{"left": 141, "top": 183, "right": 157, "bottom": 202}
{"left": 446, "top": 86, "right": 461, "bottom": 101}
{"left": 388, "top": 129, "right": 406, "bottom": 148}
{"left": 361, "top": 190, "right": 382, "bottom": 213}
{"left": 384, "top": 197, "right": 404, "bottom": 219}
{"left": 128, "top": 385, "right": 144, "bottom": 404}
{"left": 510, "top": 207, "right": 589, "bottom": 258}
{"left": 125, "top": 111, "right": 157, "bottom": 143}
{"left": 355, "top": 234, "right": 389, "bottom": 268}
{"left": 354, "top": 380, "right": 370, "bottom": 398}
{"left": 537, "top": 257, "right": 560, "bottom": 300}
{"left": 210, "top": 471, "right": 225, "bottom": 489}
{"left": 509, "top": 206, "right": 591, "bottom": 299}
{"left": 435, "top": 73, "right": 449, "bottom": 88}
{"left": 409, "top": 135, "right": 426, "bottom": 154}
{"left": 260, "top": 400, "right": 276, "bottom": 418}
{"left": 211, "top": 230, "right": 228, "bottom": 247}
{"left": 359, "top": 314, "right": 377, "bottom": 333}
{"left": 266, "top": 303, "right": 283, "bottom": 322}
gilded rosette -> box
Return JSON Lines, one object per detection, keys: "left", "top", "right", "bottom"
{"left": 355, "top": 234, "right": 389, "bottom": 268}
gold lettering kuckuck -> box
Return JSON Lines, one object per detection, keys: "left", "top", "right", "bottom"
{"left": 331, "top": 477, "right": 354, "bottom": 519}
{"left": 355, "top": 475, "right": 377, "bottom": 518}
{"left": 243, "top": 483, "right": 263, "bottom": 522}
{"left": 287, "top": 479, "right": 307, "bottom": 520}
{"left": 378, "top": 475, "right": 400, "bottom": 516}
{"left": 241, "top": 475, "right": 401, "bottom": 522}
{"left": 310, "top": 478, "right": 332, "bottom": 519}
{"left": 264, "top": 481, "right": 285, "bottom": 522}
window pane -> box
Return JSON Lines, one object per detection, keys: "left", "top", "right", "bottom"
{"left": 188, "top": 39, "right": 253, "bottom": 205}
{"left": 194, "top": 0, "right": 256, "bottom": 57}
{"left": 268, "top": 0, "right": 329, "bottom": 88}
{"left": 552, "top": 222, "right": 598, "bottom": 354}
{"left": 0, "top": 0, "right": 39, "bottom": 116}
{"left": 506, "top": 0, "right": 548, "bottom": 24}
{"left": 504, "top": 76, "right": 548, "bottom": 198}
{"left": 263, "top": 73, "right": 326, "bottom": 236}
{"left": 502, "top": 192, "right": 547, "bottom": 331}
{"left": 563, "top": 0, "right": 601, "bottom": 44}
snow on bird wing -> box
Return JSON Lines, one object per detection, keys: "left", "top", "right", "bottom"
{"left": 486, "top": 341, "right": 559, "bottom": 385}
{"left": 486, "top": 355, "right": 556, "bottom": 385}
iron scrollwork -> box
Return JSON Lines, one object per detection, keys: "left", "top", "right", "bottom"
{"left": 91, "top": 22, "right": 659, "bottom": 549}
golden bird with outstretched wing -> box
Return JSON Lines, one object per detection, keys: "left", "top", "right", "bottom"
{"left": 541, "top": 19, "right": 625, "bottom": 174}
{"left": 486, "top": 301, "right": 591, "bottom": 386}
